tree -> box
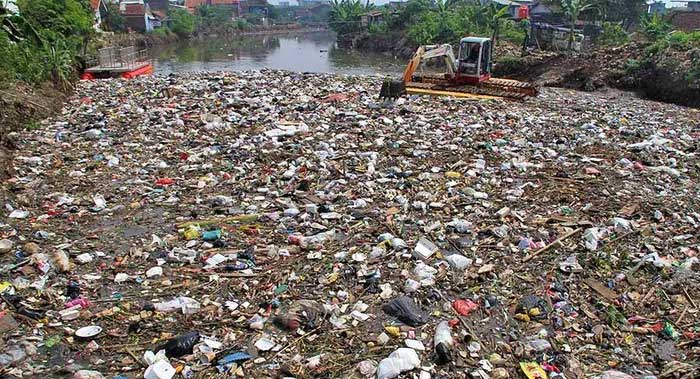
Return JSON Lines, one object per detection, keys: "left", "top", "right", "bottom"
{"left": 640, "top": 13, "right": 672, "bottom": 40}
{"left": 560, "top": 0, "right": 596, "bottom": 51}
{"left": 16, "top": 0, "right": 93, "bottom": 51}
{"left": 329, "top": 0, "right": 369, "bottom": 36}
{"left": 103, "top": 1, "right": 125, "bottom": 32}
{"left": 483, "top": 3, "right": 510, "bottom": 48}
{"left": 196, "top": 4, "right": 233, "bottom": 32}
{"left": 169, "top": 8, "right": 195, "bottom": 37}
{"left": 597, "top": 0, "right": 646, "bottom": 30}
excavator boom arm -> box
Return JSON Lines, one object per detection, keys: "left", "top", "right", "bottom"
{"left": 402, "top": 44, "right": 456, "bottom": 83}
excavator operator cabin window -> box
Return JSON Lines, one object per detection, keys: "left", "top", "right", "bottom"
{"left": 459, "top": 42, "right": 480, "bottom": 75}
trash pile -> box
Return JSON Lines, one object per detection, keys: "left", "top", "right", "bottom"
{"left": 0, "top": 70, "right": 699, "bottom": 379}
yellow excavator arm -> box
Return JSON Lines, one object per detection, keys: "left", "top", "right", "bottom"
{"left": 402, "top": 44, "right": 457, "bottom": 83}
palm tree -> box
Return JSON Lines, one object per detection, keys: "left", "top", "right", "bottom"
{"left": 483, "top": 3, "right": 510, "bottom": 48}
{"left": 561, "top": 0, "right": 596, "bottom": 51}
{"left": 329, "top": 0, "right": 369, "bottom": 36}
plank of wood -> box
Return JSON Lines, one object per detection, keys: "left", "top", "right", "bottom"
{"left": 523, "top": 228, "right": 581, "bottom": 262}
{"left": 584, "top": 278, "right": 618, "bottom": 301}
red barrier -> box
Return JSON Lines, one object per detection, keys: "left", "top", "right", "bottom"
{"left": 122, "top": 64, "right": 154, "bottom": 79}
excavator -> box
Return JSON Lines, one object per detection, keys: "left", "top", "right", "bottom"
{"left": 380, "top": 37, "right": 538, "bottom": 100}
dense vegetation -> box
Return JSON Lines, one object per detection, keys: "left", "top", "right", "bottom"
{"left": 329, "top": 0, "right": 527, "bottom": 48}
{"left": 0, "top": 0, "right": 94, "bottom": 89}
{"left": 327, "top": 0, "right": 661, "bottom": 54}
{"left": 150, "top": 4, "right": 289, "bottom": 39}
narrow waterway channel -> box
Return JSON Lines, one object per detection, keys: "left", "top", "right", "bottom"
{"left": 148, "top": 31, "right": 404, "bottom": 76}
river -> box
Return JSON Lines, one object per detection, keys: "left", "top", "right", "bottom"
{"left": 149, "top": 31, "right": 404, "bottom": 76}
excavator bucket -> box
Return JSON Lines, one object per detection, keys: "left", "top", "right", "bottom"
{"left": 379, "top": 79, "right": 406, "bottom": 100}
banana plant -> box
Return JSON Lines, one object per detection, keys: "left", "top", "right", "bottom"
{"left": 483, "top": 3, "right": 510, "bottom": 48}
{"left": 561, "top": 0, "right": 597, "bottom": 50}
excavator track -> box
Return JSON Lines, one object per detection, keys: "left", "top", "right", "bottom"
{"left": 409, "top": 73, "right": 537, "bottom": 100}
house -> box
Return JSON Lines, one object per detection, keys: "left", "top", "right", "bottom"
{"left": 388, "top": 1, "right": 406, "bottom": 10}
{"left": 667, "top": 4, "right": 700, "bottom": 31}
{"left": 361, "top": 10, "right": 384, "bottom": 27}
{"left": 120, "top": 0, "right": 162, "bottom": 32}
{"left": 485, "top": 0, "right": 533, "bottom": 19}
{"left": 185, "top": 0, "right": 242, "bottom": 15}
{"left": 146, "top": 0, "right": 170, "bottom": 12}
{"left": 293, "top": 3, "right": 330, "bottom": 22}
{"left": 244, "top": 0, "right": 270, "bottom": 15}
{"left": 298, "top": 0, "right": 329, "bottom": 7}
{"left": 648, "top": 1, "right": 667, "bottom": 14}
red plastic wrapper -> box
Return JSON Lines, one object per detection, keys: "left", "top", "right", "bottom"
{"left": 452, "top": 299, "right": 478, "bottom": 316}
{"left": 155, "top": 178, "right": 175, "bottom": 186}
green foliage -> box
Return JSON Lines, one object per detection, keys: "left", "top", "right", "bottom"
{"left": 17, "top": 0, "right": 93, "bottom": 51}
{"left": 150, "top": 26, "right": 172, "bottom": 38}
{"left": 484, "top": 2, "right": 511, "bottom": 46}
{"left": 665, "top": 30, "right": 700, "bottom": 49}
{"left": 624, "top": 58, "right": 642, "bottom": 75}
{"left": 643, "top": 30, "right": 700, "bottom": 56}
{"left": 25, "top": 121, "right": 42, "bottom": 130}
{"left": 329, "top": 0, "right": 373, "bottom": 36}
{"left": 43, "top": 41, "right": 75, "bottom": 90}
{"left": 400, "top": 1, "right": 522, "bottom": 47}
{"left": 196, "top": 4, "right": 234, "bottom": 31}
{"left": 561, "top": 0, "right": 597, "bottom": 50}
{"left": 640, "top": 13, "right": 671, "bottom": 40}
{"left": 235, "top": 19, "right": 252, "bottom": 30}
{"left": 103, "top": 1, "right": 125, "bottom": 32}
{"left": 0, "top": 0, "right": 91, "bottom": 88}
{"left": 597, "top": 0, "right": 646, "bottom": 29}
{"left": 170, "top": 8, "right": 196, "bottom": 37}
{"left": 688, "top": 54, "right": 700, "bottom": 83}
{"left": 598, "top": 22, "right": 629, "bottom": 46}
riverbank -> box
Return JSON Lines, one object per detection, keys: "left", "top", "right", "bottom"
{"left": 1, "top": 70, "right": 698, "bottom": 378}
{"left": 494, "top": 41, "right": 700, "bottom": 107}
{"left": 0, "top": 83, "right": 67, "bottom": 179}
{"left": 104, "top": 25, "right": 330, "bottom": 49}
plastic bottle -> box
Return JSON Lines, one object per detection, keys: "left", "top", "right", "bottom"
{"left": 434, "top": 320, "right": 453, "bottom": 364}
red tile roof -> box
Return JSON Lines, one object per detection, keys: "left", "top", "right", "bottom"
{"left": 123, "top": 3, "right": 146, "bottom": 15}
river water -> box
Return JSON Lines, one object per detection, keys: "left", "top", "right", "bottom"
{"left": 149, "top": 31, "right": 404, "bottom": 76}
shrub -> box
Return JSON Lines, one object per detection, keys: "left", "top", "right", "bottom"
{"left": 235, "top": 19, "right": 252, "bottom": 30}
{"left": 598, "top": 22, "right": 629, "bottom": 46}
{"left": 150, "top": 27, "right": 172, "bottom": 38}
{"left": 170, "top": 8, "right": 196, "bottom": 37}
{"left": 640, "top": 13, "right": 671, "bottom": 41}
{"left": 666, "top": 30, "right": 700, "bottom": 49}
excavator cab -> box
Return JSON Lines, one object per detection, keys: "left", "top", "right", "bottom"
{"left": 457, "top": 37, "right": 492, "bottom": 83}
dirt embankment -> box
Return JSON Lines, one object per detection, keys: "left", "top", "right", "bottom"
{"left": 0, "top": 84, "right": 67, "bottom": 179}
{"left": 494, "top": 42, "right": 700, "bottom": 108}
{"left": 352, "top": 32, "right": 417, "bottom": 59}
